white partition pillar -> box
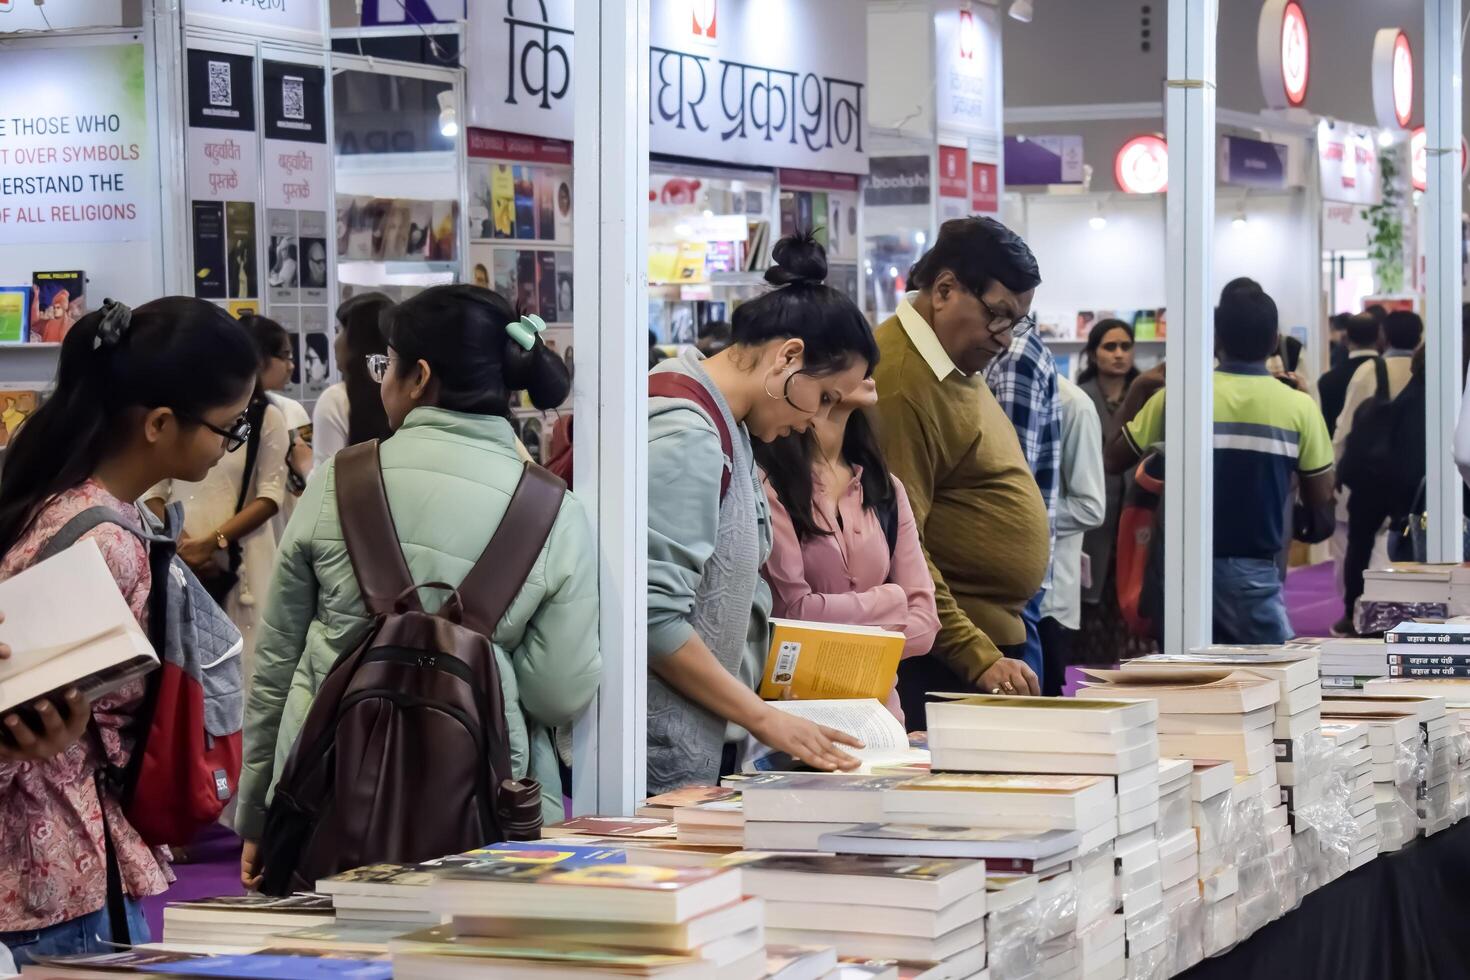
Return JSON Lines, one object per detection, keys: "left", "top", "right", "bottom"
{"left": 1424, "top": 0, "right": 1464, "bottom": 563}
{"left": 1163, "top": 0, "right": 1217, "bottom": 653}
{"left": 569, "top": 0, "right": 650, "bottom": 815}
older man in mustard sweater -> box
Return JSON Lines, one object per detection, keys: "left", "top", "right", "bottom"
{"left": 873, "top": 217, "right": 1049, "bottom": 722}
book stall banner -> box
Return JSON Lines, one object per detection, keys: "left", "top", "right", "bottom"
{"left": 186, "top": 49, "right": 261, "bottom": 303}
{"left": 0, "top": 43, "right": 152, "bottom": 245}
{"left": 1317, "top": 120, "right": 1381, "bottom": 207}
{"left": 934, "top": 0, "right": 1003, "bottom": 141}
{"left": 183, "top": 0, "right": 325, "bottom": 43}
{"left": 262, "top": 61, "right": 330, "bottom": 213}
{"left": 467, "top": 0, "right": 868, "bottom": 174}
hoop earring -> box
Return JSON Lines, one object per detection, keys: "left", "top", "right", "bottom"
{"left": 763, "top": 375, "right": 783, "bottom": 401}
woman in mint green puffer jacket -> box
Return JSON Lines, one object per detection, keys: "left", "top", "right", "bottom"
{"left": 236, "top": 285, "right": 599, "bottom": 887}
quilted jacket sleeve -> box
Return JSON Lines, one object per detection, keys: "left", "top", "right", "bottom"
{"left": 513, "top": 489, "right": 601, "bottom": 728}
{"left": 235, "top": 464, "right": 327, "bottom": 841}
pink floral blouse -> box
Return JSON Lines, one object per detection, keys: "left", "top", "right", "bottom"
{"left": 762, "top": 468, "right": 940, "bottom": 721}
{"left": 0, "top": 480, "right": 171, "bottom": 932}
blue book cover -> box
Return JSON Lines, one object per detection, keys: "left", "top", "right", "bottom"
{"left": 150, "top": 954, "right": 391, "bottom": 979}
{"left": 435, "top": 840, "right": 629, "bottom": 870}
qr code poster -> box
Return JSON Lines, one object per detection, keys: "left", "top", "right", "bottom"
{"left": 187, "top": 49, "right": 256, "bottom": 132}
{"left": 263, "top": 61, "right": 326, "bottom": 143}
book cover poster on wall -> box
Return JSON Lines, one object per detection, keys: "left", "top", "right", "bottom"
{"left": 225, "top": 201, "right": 258, "bottom": 300}
{"left": 298, "top": 211, "right": 329, "bottom": 302}
{"left": 0, "top": 287, "right": 30, "bottom": 345}
{"left": 301, "top": 307, "right": 331, "bottom": 400}
{"left": 0, "top": 43, "right": 151, "bottom": 246}
{"left": 267, "top": 209, "right": 298, "bottom": 304}
{"left": 192, "top": 202, "right": 226, "bottom": 298}
{"left": 263, "top": 61, "right": 330, "bottom": 214}
{"left": 0, "top": 390, "right": 43, "bottom": 447}
{"left": 31, "top": 271, "right": 85, "bottom": 344}
{"left": 475, "top": 246, "right": 569, "bottom": 323}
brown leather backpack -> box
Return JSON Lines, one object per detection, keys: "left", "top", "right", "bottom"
{"left": 256, "top": 440, "right": 564, "bottom": 894}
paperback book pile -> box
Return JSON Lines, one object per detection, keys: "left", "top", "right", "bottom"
{"left": 1299, "top": 637, "right": 1388, "bottom": 691}
{"left": 1156, "top": 760, "right": 1203, "bottom": 975}
{"left": 1113, "top": 825, "right": 1168, "bottom": 980}
{"left": 738, "top": 854, "right": 989, "bottom": 977}
{"left": 160, "top": 894, "right": 334, "bottom": 948}
{"left": 983, "top": 873, "right": 1046, "bottom": 980}
{"left": 1383, "top": 621, "right": 1470, "bottom": 677}
{"left": 1345, "top": 691, "right": 1457, "bottom": 835}
{"left": 1320, "top": 698, "right": 1428, "bottom": 853}
{"left": 1355, "top": 564, "right": 1470, "bottom": 632}
{"left": 412, "top": 861, "right": 765, "bottom": 978}
{"left": 738, "top": 772, "right": 901, "bottom": 851}
{"left": 1127, "top": 650, "right": 1325, "bottom": 833}
{"left": 1317, "top": 721, "right": 1378, "bottom": 872}
{"left": 926, "top": 693, "right": 1154, "bottom": 838}
{"left": 1189, "top": 761, "right": 1238, "bottom": 958}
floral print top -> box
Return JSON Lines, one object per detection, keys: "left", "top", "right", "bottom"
{"left": 0, "top": 480, "right": 170, "bottom": 931}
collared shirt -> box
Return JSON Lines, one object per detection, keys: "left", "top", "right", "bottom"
{"left": 1039, "top": 377, "right": 1107, "bottom": 629}
{"left": 985, "top": 330, "right": 1061, "bottom": 586}
{"left": 896, "top": 292, "right": 963, "bottom": 381}
{"left": 1125, "top": 363, "right": 1333, "bottom": 560}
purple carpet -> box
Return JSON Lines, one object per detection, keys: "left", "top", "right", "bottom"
{"left": 1283, "top": 560, "right": 1342, "bottom": 638}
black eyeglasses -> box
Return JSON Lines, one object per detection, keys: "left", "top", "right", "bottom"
{"left": 181, "top": 413, "right": 251, "bottom": 452}
{"left": 980, "top": 297, "right": 1037, "bottom": 338}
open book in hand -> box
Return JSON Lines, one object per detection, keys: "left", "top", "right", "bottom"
{"left": 0, "top": 538, "right": 157, "bottom": 716}
{"left": 742, "top": 698, "right": 927, "bottom": 774}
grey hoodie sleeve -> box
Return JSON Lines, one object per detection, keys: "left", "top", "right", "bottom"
{"left": 647, "top": 404, "right": 726, "bottom": 659}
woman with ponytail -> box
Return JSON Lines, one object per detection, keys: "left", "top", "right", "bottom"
{"left": 0, "top": 298, "right": 258, "bottom": 964}
{"left": 237, "top": 284, "right": 599, "bottom": 886}
{"left": 646, "top": 232, "right": 878, "bottom": 793}
{"left": 312, "top": 291, "right": 394, "bottom": 464}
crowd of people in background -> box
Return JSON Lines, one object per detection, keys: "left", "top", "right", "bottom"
{"left": 4, "top": 210, "right": 1468, "bottom": 965}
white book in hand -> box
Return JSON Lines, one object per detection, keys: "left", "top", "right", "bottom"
{"left": 0, "top": 538, "right": 157, "bottom": 714}
{"left": 742, "top": 699, "right": 921, "bottom": 773}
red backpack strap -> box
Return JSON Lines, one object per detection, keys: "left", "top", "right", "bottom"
{"left": 334, "top": 440, "right": 419, "bottom": 617}
{"left": 648, "top": 373, "right": 734, "bottom": 501}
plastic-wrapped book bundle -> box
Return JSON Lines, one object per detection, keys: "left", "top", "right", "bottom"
{"left": 1163, "top": 880, "right": 1205, "bottom": 975}
{"left": 1378, "top": 731, "right": 1426, "bottom": 851}
{"left": 987, "top": 876, "right": 1043, "bottom": 980}
{"left": 1123, "top": 899, "right": 1169, "bottom": 980}
{"left": 1035, "top": 868, "right": 1079, "bottom": 945}
{"left": 1302, "top": 723, "right": 1374, "bottom": 879}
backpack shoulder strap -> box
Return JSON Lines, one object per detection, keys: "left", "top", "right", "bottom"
{"left": 457, "top": 464, "right": 567, "bottom": 637}
{"left": 334, "top": 440, "right": 419, "bottom": 617}
{"left": 1372, "top": 356, "right": 1389, "bottom": 400}
{"left": 34, "top": 506, "right": 138, "bottom": 563}
{"left": 649, "top": 373, "right": 734, "bottom": 501}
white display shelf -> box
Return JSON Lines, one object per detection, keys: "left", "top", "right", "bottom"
{"left": 1044, "top": 337, "right": 1167, "bottom": 347}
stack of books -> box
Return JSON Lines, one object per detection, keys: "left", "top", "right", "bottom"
{"left": 1114, "top": 825, "right": 1167, "bottom": 979}
{"left": 317, "top": 864, "right": 444, "bottom": 928}
{"left": 984, "top": 873, "right": 1043, "bottom": 979}
{"left": 1301, "top": 637, "right": 1390, "bottom": 691}
{"left": 1319, "top": 720, "right": 1378, "bottom": 870}
{"left": 638, "top": 786, "right": 740, "bottom": 820}
{"left": 673, "top": 797, "right": 746, "bottom": 847}
{"left": 880, "top": 773, "right": 1117, "bottom": 835}
{"left": 737, "top": 772, "right": 899, "bottom": 851}
{"left": 1128, "top": 649, "right": 1324, "bottom": 833}
{"left": 1188, "top": 761, "right": 1238, "bottom": 957}
{"left": 160, "top": 895, "right": 334, "bottom": 948}
{"left": 926, "top": 694, "right": 1154, "bottom": 839}
{"left": 411, "top": 861, "right": 764, "bottom": 978}
{"left": 1322, "top": 700, "right": 1424, "bottom": 853}
{"left": 1350, "top": 691, "right": 1456, "bottom": 835}
{"left": 738, "top": 854, "right": 989, "bottom": 974}
{"left": 1356, "top": 564, "right": 1469, "bottom": 632}
{"left": 1383, "top": 621, "right": 1470, "bottom": 678}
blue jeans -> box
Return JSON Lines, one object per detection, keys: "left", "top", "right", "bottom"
{"left": 1213, "top": 557, "right": 1293, "bottom": 644}
{"left": 1015, "top": 590, "right": 1046, "bottom": 689}
{"left": 1, "top": 899, "right": 150, "bottom": 967}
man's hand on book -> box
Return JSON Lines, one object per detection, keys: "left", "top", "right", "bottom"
{"left": 240, "top": 839, "right": 264, "bottom": 892}
{"left": 980, "top": 657, "right": 1041, "bottom": 697}
{"left": 750, "top": 706, "right": 864, "bottom": 773}
{"left": 0, "top": 688, "right": 91, "bottom": 763}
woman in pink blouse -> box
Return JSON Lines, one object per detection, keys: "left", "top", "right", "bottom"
{"left": 757, "top": 378, "right": 939, "bottom": 722}
{"left": 0, "top": 298, "right": 259, "bottom": 965}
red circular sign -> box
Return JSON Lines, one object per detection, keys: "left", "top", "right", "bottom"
{"left": 1115, "top": 135, "right": 1168, "bottom": 195}
{"left": 1280, "top": 2, "right": 1309, "bottom": 106}
{"left": 1409, "top": 127, "right": 1469, "bottom": 191}
{"left": 1392, "top": 33, "right": 1414, "bottom": 128}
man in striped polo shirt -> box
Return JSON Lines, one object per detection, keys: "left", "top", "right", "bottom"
{"left": 1105, "top": 286, "right": 1336, "bottom": 644}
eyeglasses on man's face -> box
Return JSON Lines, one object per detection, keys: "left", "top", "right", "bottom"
{"left": 979, "top": 297, "right": 1037, "bottom": 339}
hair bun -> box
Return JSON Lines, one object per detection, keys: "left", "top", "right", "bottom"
{"left": 765, "top": 231, "right": 828, "bottom": 287}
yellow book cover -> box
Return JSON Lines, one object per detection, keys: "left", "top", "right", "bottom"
{"left": 491, "top": 164, "right": 515, "bottom": 238}
{"left": 648, "top": 247, "right": 680, "bottom": 284}
{"left": 759, "top": 618, "right": 903, "bottom": 701}
{"left": 673, "top": 242, "right": 709, "bottom": 282}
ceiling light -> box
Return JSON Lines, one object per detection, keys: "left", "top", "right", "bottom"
{"left": 888, "top": 266, "right": 900, "bottom": 279}
{"left": 1232, "top": 212, "right": 1248, "bottom": 230}
{"left": 1089, "top": 199, "right": 1108, "bottom": 231}
{"left": 1009, "top": 0, "right": 1033, "bottom": 23}
{"left": 1378, "top": 129, "right": 1395, "bottom": 148}
{"left": 436, "top": 90, "right": 458, "bottom": 138}
{"left": 914, "top": 231, "right": 927, "bottom": 247}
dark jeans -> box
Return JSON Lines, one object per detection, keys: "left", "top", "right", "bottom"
{"left": 1019, "top": 591, "right": 1046, "bottom": 692}
{"left": 1038, "top": 616, "right": 1074, "bottom": 697}
{"left": 1, "top": 899, "right": 149, "bottom": 967}
{"left": 1342, "top": 503, "right": 1382, "bottom": 623}
{"left": 895, "top": 639, "right": 1031, "bottom": 732}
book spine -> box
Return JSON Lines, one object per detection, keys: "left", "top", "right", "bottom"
{"left": 1387, "top": 654, "right": 1470, "bottom": 667}
{"left": 1388, "top": 664, "right": 1470, "bottom": 678}
{"left": 1385, "top": 633, "right": 1470, "bottom": 645}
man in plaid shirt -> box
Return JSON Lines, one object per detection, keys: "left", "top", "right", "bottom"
{"left": 985, "top": 328, "right": 1060, "bottom": 685}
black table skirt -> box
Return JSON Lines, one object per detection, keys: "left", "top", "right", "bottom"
{"left": 1181, "top": 819, "right": 1470, "bottom": 979}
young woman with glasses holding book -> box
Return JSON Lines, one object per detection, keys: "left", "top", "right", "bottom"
{"left": 0, "top": 298, "right": 259, "bottom": 965}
